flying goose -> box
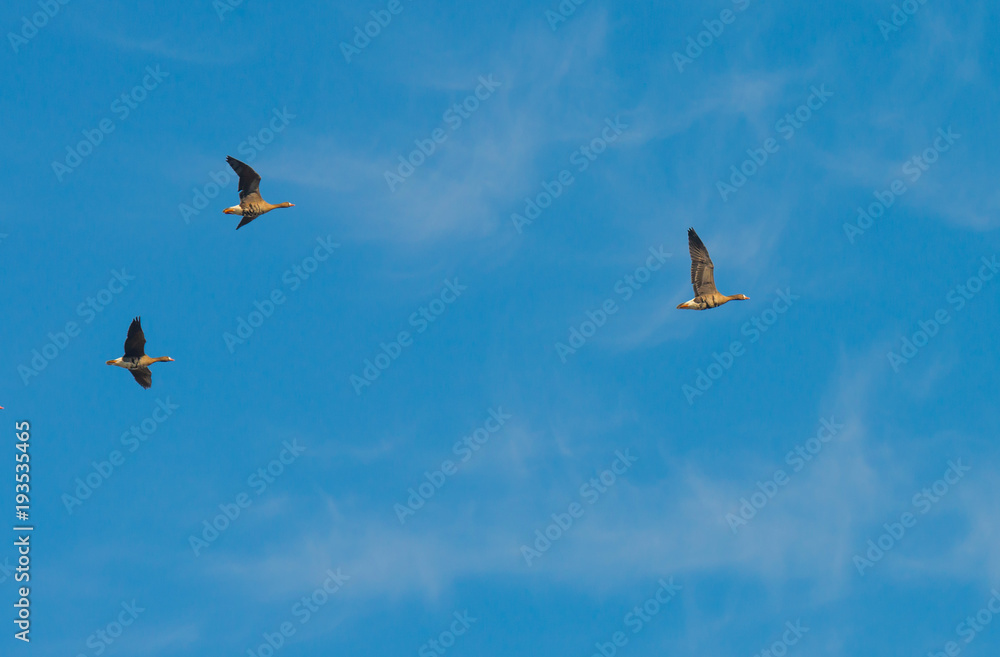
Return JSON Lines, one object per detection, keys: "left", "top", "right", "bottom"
{"left": 676, "top": 228, "right": 749, "bottom": 310}
{"left": 223, "top": 156, "right": 294, "bottom": 229}
{"left": 106, "top": 317, "right": 174, "bottom": 388}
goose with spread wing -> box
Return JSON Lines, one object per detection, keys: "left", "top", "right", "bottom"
{"left": 676, "top": 228, "right": 749, "bottom": 310}
{"left": 106, "top": 317, "right": 174, "bottom": 388}
{"left": 223, "top": 156, "right": 295, "bottom": 229}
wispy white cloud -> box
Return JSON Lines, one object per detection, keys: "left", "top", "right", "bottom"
{"left": 196, "top": 340, "right": 998, "bottom": 628}
{"left": 76, "top": 13, "right": 245, "bottom": 66}
{"left": 273, "top": 13, "right": 639, "bottom": 245}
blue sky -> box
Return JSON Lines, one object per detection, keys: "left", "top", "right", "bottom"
{"left": 2, "top": 0, "right": 1000, "bottom": 654}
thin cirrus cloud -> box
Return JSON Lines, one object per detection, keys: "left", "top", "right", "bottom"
{"left": 194, "top": 347, "right": 997, "bottom": 619}
{"left": 276, "top": 14, "right": 635, "bottom": 245}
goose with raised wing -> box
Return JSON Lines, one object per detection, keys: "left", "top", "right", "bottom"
{"left": 676, "top": 228, "right": 749, "bottom": 310}
{"left": 106, "top": 317, "right": 174, "bottom": 389}
{"left": 223, "top": 156, "right": 295, "bottom": 229}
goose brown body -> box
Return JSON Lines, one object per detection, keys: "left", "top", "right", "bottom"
{"left": 106, "top": 317, "right": 174, "bottom": 388}
{"left": 223, "top": 156, "right": 295, "bottom": 229}
{"left": 676, "top": 228, "right": 749, "bottom": 310}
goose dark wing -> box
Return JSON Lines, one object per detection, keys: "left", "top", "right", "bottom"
{"left": 226, "top": 156, "right": 262, "bottom": 200}
{"left": 123, "top": 317, "right": 146, "bottom": 358}
{"left": 236, "top": 213, "right": 258, "bottom": 230}
{"left": 130, "top": 367, "right": 152, "bottom": 389}
{"left": 688, "top": 228, "right": 718, "bottom": 297}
